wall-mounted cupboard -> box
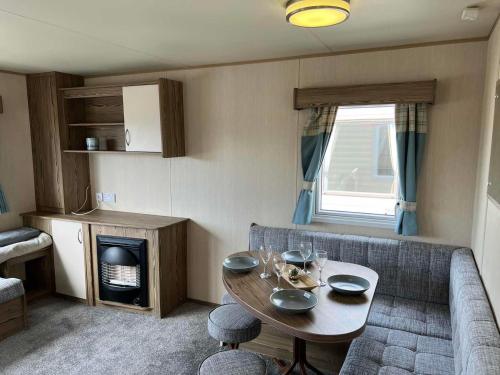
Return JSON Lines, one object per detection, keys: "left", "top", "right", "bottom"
{"left": 61, "top": 79, "right": 185, "bottom": 157}
{"left": 26, "top": 72, "right": 185, "bottom": 213}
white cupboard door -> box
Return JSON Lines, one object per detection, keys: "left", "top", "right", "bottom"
{"left": 123, "top": 84, "right": 162, "bottom": 152}
{"left": 51, "top": 220, "right": 87, "bottom": 300}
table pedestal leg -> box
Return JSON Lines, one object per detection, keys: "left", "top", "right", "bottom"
{"left": 281, "top": 337, "right": 323, "bottom": 375}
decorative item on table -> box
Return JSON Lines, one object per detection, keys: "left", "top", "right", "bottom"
{"left": 327, "top": 274, "right": 370, "bottom": 295}
{"left": 270, "top": 289, "right": 318, "bottom": 314}
{"left": 282, "top": 264, "right": 318, "bottom": 291}
{"left": 223, "top": 255, "right": 259, "bottom": 274}
{"left": 86, "top": 137, "right": 99, "bottom": 151}
{"left": 272, "top": 253, "right": 287, "bottom": 292}
{"left": 282, "top": 250, "right": 315, "bottom": 266}
{"left": 299, "top": 241, "right": 313, "bottom": 274}
{"left": 314, "top": 250, "right": 328, "bottom": 287}
{"left": 259, "top": 245, "right": 272, "bottom": 279}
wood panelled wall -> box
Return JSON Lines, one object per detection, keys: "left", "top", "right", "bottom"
{"left": 87, "top": 41, "right": 486, "bottom": 304}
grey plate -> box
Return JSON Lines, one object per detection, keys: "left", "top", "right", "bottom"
{"left": 282, "top": 250, "right": 315, "bottom": 266}
{"left": 270, "top": 289, "right": 318, "bottom": 314}
{"left": 223, "top": 256, "right": 259, "bottom": 273}
{"left": 327, "top": 274, "right": 371, "bottom": 295}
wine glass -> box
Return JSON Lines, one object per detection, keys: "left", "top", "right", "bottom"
{"left": 314, "top": 250, "right": 328, "bottom": 287}
{"left": 259, "top": 245, "right": 272, "bottom": 279}
{"left": 299, "top": 242, "right": 312, "bottom": 275}
{"left": 272, "top": 254, "right": 287, "bottom": 292}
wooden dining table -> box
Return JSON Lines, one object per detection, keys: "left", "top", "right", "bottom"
{"left": 222, "top": 251, "right": 379, "bottom": 375}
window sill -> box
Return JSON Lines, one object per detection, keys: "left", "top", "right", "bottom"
{"left": 313, "top": 211, "right": 396, "bottom": 229}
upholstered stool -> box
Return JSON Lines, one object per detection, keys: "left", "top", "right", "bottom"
{"left": 221, "top": 292, "right": 236, "bottom": 305}
{"left": 208, "top": 304, "right": 261, "bottom": 348}
{"left": 199, "top": 350, "right": 266, "bottom": 375}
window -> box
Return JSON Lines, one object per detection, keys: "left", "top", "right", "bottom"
{"left": 315, "top": 104, "right": 399, "bottom": 227}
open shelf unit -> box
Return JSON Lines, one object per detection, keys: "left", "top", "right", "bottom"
{"left": 59, "top": 79, "right": 184, "bottom": 157}
{"left": 61, "top": 85, "right": 126, "bottom": 152}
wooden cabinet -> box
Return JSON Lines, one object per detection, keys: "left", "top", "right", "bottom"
{"left": 26, "top": 72, "right": 90, "bottom": 213}
{"left": 51, "top": 220, "right": 87, "bottom": 300}
{"left": 22, "top": 210, "right": 187, "bottom": 317}
{"left": 60, "top": 78, "right": 185, "bottom": 158}
{"left": 123, "top": 84, "right": 162, "bottom": 153}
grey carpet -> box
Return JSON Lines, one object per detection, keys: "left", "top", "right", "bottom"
{"left": 0, "top": 298, "right": 297, "bottom": 375}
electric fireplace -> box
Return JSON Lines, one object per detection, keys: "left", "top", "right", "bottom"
{"left": 97, "top": 235, "right": 148, "bottom": 307}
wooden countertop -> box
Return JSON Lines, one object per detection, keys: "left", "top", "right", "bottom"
{"left": 21, "top": 210, "right": 188, "bottom": 230}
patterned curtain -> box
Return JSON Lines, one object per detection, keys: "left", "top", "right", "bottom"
{"left": 292, "top": 106, "right": 337, "bottom": 225}
{"left": 395, "top": 103, "right": 427, "bottom": 236}
{"left": 0, "top": 184, "right": 8, "bottom": 214}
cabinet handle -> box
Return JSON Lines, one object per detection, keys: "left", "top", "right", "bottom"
{"left": 77, "top": 228, "right": 83, "bottom": 244}
{"left": 125, "top": 129, "right": 131, "bottom": 146}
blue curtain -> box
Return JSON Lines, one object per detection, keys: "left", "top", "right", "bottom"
{"left": 395, "top": 103, "right": 427, "bottom": 236}
{"left": 292, "top": 106, "right": 337, "bottom": 225}
{"left": 0, "top": 184, "right": 8, "bottom": 214}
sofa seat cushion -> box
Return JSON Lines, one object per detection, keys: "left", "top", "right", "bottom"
{"left": 0, "top": 278, "right": 24, "bottom": 304}
{"left": 340, "top": 326, "right": 454, "bottom": 375}
{"left": 0, "top": 232, "right": 52, "bottom": 265}
{"left": 0, "top": 227, "right": 40, "bottom": 247}
{"left": 369, "top": 294, "right": 452, "bottom": 340}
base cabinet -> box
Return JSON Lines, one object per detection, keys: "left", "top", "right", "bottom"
{"left": 51, "top": 220, "right": 87, "bottom": 300}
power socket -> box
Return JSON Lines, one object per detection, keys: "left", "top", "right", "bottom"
{"left": 102, "top": 192, "right": 116, "bottom": 203}
{"left": 96, "top": 192, "right": 103, "bottom": 202}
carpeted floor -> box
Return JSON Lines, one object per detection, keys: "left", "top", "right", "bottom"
{"left": 0, "top": 298, "right": 285, "bottom": 375}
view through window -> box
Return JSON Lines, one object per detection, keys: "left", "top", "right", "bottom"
{"left": 317, "top": 104, "right": 399, "bottom": 219}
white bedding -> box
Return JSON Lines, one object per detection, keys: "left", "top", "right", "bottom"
{"left": 0, "top": 233, "right": 53, "bottom": 265}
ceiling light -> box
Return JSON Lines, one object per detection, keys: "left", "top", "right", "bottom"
{"left": 286, "top": 0, "right": 350, "bottom": 28}
{"left": 461, "top": 6, "right": 480, "bottom": 21}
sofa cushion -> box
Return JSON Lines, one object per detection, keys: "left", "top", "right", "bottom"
{"left": 340, "top": 326, "right": 454, "bottom": 375}
{"left": 0, "top": 227, "right": 40, "bottom": 247}
{"left": 450, "top": 249, "right": 500, "bottom": 375}
{"left": 369, "top": 294, "right": 452, "bottom": 340}
{"left": 0, "top": 278, "right": 25, "bottom": 304}
{"left": 249, "top": 225, "right": 458, "bottom": 304}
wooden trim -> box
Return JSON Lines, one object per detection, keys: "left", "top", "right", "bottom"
{"left": 294, "top": 80, "right": 437, "bottom": 109}
{"left": 85, "top": 37, "right": 487, "bottom": 79}
{"left": 0, "top": 96, "right": 3, "bottom": 114}
{"left": 61, "top": 85, "right": 122, "bottom": 99}
{"left": 158, "top": 78, "right": 185, "bottom": 157}
{"left": 0, "top": 296, "right": 26, "bottom": 341}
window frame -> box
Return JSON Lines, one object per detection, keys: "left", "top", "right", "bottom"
{"left": 312, "top": 105, "right": 398, "bottom": 229}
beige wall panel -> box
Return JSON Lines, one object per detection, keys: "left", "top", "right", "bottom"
{"left": 480, "top": 197, "right": 500, "bottom": 321}
{"left": 165, "top": 62, "right": 300, "bottom": 302}
{"left": 0, "top": 72, "right": 36, "bottom": 231}
{"left": 471, "top": 22, "right": 500, "bottom": 270}
{"left": 300, "top": 42, "right": 486, "bottom": 247}
{"left": 85, "top": 42, "right": 486, "bottom": 303}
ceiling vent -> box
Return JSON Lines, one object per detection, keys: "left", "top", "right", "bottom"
{"left": 461, "top": 6, "right": 480, "bottom": 21}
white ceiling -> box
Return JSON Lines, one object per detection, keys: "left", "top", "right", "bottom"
{"left": 0, "top": 0, "right": 498, "bottom": 76}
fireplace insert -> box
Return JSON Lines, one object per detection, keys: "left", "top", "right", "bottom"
{"left": 97, "top": 235, "right": 148, "bottom": 307}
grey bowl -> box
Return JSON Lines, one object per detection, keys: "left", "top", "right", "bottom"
{"left": 282, "top": 250, "right": 315, "bottom": 266}
{"left": 327, "top": 274, "right": 371, "bottom": 295}
{"left": 270, "top": 289, "right": 318, "bottom": 314}
{"left": 223, "top": 256, "right": 259, "bottom": 273}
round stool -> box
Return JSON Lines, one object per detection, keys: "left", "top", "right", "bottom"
{"left": 221, "top": 292, "right": 237, "bottom": 305}
{"left": 208, "top": 304, "right": 261, "bottom": 348}
{"left": 199, "top": 350, "right": 266, "bottom": 375}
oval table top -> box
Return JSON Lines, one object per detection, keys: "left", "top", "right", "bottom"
{"left": 222, "top": 251, "right": 379, "bottom": 343}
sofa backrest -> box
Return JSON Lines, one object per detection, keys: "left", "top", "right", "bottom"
{"left": 450, "top": 249, "right": 500, "bottom": 375}
{"left": 249, "top": 225, "right": 461, "bottom": 305}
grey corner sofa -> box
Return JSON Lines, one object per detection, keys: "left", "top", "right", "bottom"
{"left": 249, "top": 225, "right": 500, "bottom": 375}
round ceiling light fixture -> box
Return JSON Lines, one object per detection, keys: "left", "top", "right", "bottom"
{"left": 285, "top": 0, "right": 350, "bottom": 28}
